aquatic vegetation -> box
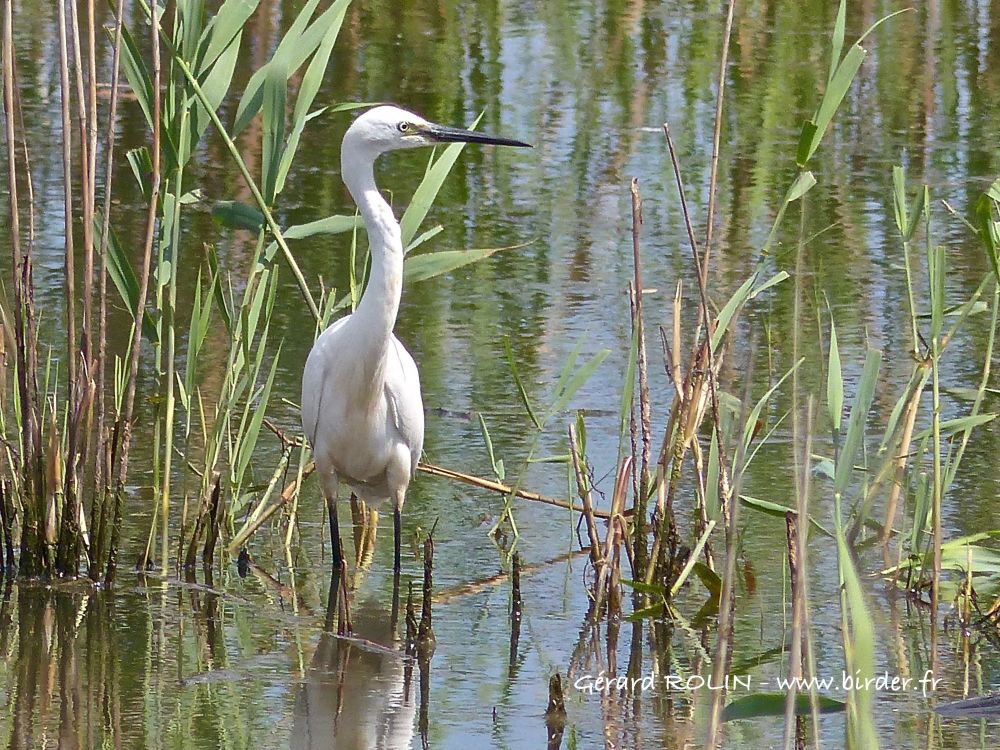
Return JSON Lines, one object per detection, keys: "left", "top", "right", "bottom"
{"left": 0, "top": 0, "right": 998, "bottom": 748}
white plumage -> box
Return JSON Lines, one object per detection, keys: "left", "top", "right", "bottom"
{"left": 301, "top": 105, "right": 529, "bottom": 573}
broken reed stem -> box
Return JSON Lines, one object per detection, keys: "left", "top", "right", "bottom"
{"left": 417, "top": 535, "right": 436, "bottom": 658}
{"left": 569, "top": 424, "right": 602, "bottom": 566}
{"left": 545, "top": 672, "right": 568, "bottom": 750}
{"left": 106, "top": 0, "right": 162, "bottom": 585}
{"left": 201, "top": 475, "right": 222, "bottom": 567}
{"left": 185, "top": 473, "right": 219, "bottom": 569}
{"left": 592, "top": 459, "right": 631, "bottom": 618}
{"left": 630, "top": 178, "right": 652, "bottom": 591}
{"left": 511, "top": 551, "right": 522, "bottom": 622}
{"left": 509, "top": 551, "right": 522, "bottom": 677}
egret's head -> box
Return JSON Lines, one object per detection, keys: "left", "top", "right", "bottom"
{"left": 344, "top": 105, "right": 532, "bottom": 156}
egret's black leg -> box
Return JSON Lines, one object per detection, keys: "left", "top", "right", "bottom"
{"left": 327, "top": 495, "right": 343, "bottom": 570}
{"left": 393, "top": 507, "right": 402, "bottom": 574}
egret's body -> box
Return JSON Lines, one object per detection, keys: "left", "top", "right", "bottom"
{"left": 301, "top": 105, "right": 528, "bottom": 573}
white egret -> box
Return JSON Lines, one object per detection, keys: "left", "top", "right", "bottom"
{"left": 301, "top": 105, "right": 530, "bottom": 573}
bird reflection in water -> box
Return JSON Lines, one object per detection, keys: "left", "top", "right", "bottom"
{"left": 292, "top": 569, "right": 429, "bottom": 750}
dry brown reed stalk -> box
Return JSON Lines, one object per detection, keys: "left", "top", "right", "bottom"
{"left": 91, "top": 0, "right": 126, "bottom": 580}
{"left": 569, "top": 424, "right": 602, "bottom": 566}
{"left": 647, "top": 157, "right": 726, "bottom": 589}
{"left": 651, "top": 306, "right": 716, "bottom": 581}
{"left": 849, "top": 372, "right": 923, "bottom": 546}
{"left": 419, "top": 461, "right": 612, "bottom": 519}
{"left": 225, "top": 455, "right": 609, "bottom": 556}
{"left": 202, "top": 475, "right": 223, "bottom": 566}
{"left": 591, "top": 457, "right": 631, "bottom": 618}
{"left": 417, "top": 535, "right": 436, "bottom": 659}
{"left": 644, "top": 0, "right": 738, "bottom": 602}
{"left": 570, "top": 456, "right": 635, "bottom": 619}
{"left": 629, "top": 178, "right": 653, "bottom": 587}
{"left": 105, "top": 0, "right": 162, "bottom": 585}
{"left": 56, "top": 0, "right": 77, "bottom": 406}
{"left": 568, "top": 444, "right": 634, "bottom": 620}
{"left": 4, "top": 0, "right": 44, "bottom": 576}
{"left": 880, "top": 387, "right": 919, "bottom": 541}
{"left": 511, "top": 553, "right": 522, "bottom": 621}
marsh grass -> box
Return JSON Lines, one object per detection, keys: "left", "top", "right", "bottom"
{"left": 0, "top": 2, "right": 998, "bottom": 746}
{"left": 548, "top": 1, "right": 1000, "bottom": 747}
{"left": 0, "top": 0, "right": 533, "bottom": 586}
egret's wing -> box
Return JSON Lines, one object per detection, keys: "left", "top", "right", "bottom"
{"left": 301, "top": 316, "right": 350, "bottom": 447}
{"left": 385, "top": 335, "right": 425, "bottom": 475}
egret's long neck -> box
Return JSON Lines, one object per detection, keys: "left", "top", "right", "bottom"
{"left": 341, "top": 146, "right": 403, "bottom": 383}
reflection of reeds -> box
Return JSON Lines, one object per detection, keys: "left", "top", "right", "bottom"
{"left": 2, "top": 588, "right": 124, "bottom": 749}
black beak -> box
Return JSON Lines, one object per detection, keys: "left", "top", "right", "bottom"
{"left": 426, "top": 123, "right": 532, "bottom": 148}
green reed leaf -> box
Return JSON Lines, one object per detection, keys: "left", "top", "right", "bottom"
{"left": 261, "top": 61, "right": 287, "bottom": 205}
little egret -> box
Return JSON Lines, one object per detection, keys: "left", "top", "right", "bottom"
{"left": 301, "top": 105, "right": 530, "bottom": 574}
